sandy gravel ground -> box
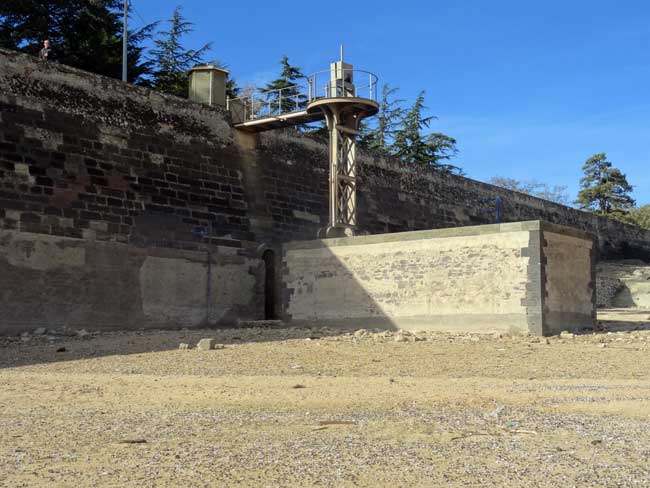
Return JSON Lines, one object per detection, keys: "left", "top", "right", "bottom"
{"left": 2, "top": 311, "right": 650, "bottom": 487}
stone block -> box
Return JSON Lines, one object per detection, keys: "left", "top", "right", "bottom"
{"left": 196, "top": 338, "right": 216, "bottom": 350}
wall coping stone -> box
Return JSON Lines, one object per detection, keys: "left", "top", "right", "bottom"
{"left": 284, "top": 220, "right": 594, "bottom": 250}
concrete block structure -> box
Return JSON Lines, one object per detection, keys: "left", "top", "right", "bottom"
{"left": 281, "top": 221, "right": 595, "bottom": 335}
{"left": 0, "top": 229, "right": 262, "bottom": 335}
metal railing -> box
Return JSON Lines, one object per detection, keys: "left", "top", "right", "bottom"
{"left": 227, "top": 69, "right": 378, "bottom": 123}
{"left": 307, "top": 69, "right": 378, "bottom": 101}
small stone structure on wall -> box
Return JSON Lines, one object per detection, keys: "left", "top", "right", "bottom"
{"left": 281, "top": 221, "right": 595, "bottom": 336}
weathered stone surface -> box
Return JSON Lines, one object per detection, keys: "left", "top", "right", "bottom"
{"left": 282, "top": 221, "right": 595, "bottom": 336}
{"left": 0, "top": 229, "right": 262, "bottom": 335}
{"left": 196, "top": 338, "right": 216, "bottom": 351}
{"left": 597, "top": 261, "right": 650, "bottom": 308}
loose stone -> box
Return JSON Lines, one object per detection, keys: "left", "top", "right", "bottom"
{"left": 196, "top": 338, "right": 216, "bottom": 351}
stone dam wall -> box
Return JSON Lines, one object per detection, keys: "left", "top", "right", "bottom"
{"left": 1, "top": 48, "right": 650, "bottom": 258}
{"left": 0, "top": 48, "right": 648, "bottom": 334}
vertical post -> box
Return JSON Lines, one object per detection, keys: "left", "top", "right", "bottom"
{"left": 122, "top": 0, "right": 128, "bottom": 82}
{"left": 496, "top": 196, "right": 502, "bottom": 224}
{"left": 208, "top": 70, "right": 213, "bottom": 106}
{"left": 327, "top": 109, "right": 339, "bottom": 230}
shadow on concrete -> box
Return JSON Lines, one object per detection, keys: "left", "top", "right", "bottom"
{"left": 611, "top": 287, "right": 637, "bottom": 308}
{"left": 0, "top": 239, "right": 403, "bottom": 369}
{"left": 596, "top": 308, "right": 650, "bottom": 332}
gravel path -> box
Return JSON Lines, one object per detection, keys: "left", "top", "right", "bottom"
{"left": 2, "top": 322, "right": 650, "bottom": 487}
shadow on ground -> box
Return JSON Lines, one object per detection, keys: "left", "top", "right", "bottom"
{"left": 0, "top": 325, "right": 368, "bottom": 369}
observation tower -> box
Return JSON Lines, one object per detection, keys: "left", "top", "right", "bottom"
{"left": 224, "top": 49, "right": 379, "bottom": 237}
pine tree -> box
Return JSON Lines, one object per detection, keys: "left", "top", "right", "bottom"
{"left": 0, "top": 0, "right": 154, "bottom": 84}
{"left": 423, "top": 132, "right": 459, "bottom": 169}
{"left": 392, "top": 91, "right": 460, "bottom": 172}
{"left": 263, "top": 55, "right": 306, "bottom": 114}
{"left": 149, "top": 6, "right": 211, "bottom": 98}
{"left": 392, "top": 91, "right": 432, "bottom": 165}
{"left": 359, "top": 84, "right": 404, "bottom": 156}
{"left": 223, "top": 71, "right": 240, "bottom": 100}
{"left": 576, "top": 153, "right": 635, "bottom": 215}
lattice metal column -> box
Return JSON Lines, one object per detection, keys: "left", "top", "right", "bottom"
{"left": 319, "top": 104, "right": 363, "bottom": 238}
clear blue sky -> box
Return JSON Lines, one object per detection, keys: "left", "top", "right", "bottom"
{"left": 133, "top": 0, "right": 650, "bottom": 205}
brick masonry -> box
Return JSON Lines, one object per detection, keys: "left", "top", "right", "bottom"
{"left": 1, "top": 47, "right": 650, "bottom": 258}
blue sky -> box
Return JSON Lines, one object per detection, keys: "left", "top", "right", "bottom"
{"left": 133, "top": 0, "right": 650, "bottom": 205}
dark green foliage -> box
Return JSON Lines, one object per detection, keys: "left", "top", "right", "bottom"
{"left": 0, "top": 0, "right": 154, "bottom": 84}
{"left": 392, "top": 91, "right": 461, "bottom": 173}
{"left": 359, "top": 84, "right": 404, "bottom": 156}
{"left": 224, "top": 74, "right": 240, "bottom": 100}
{"left": 304, "top": 120, "right": 329, "bottom": 141}
{"left": 576, "top": 153, "right": 635, "bottom": 215}
{"left": 149, "top": 6, "right": 211, "bottom": 98}
{"left": 263, "top": 55, "right": 306, "bottom": 114}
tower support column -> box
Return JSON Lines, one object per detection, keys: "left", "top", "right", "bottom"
{"left": 319, "top": 105, "right": 362, "bottom": 238}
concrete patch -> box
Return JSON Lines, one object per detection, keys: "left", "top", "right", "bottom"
{"left": 139, "top": 256, "right": 208, "bottom": 326}
{"left": 0, "top": 232, "right": 85, "bottom": 271}
{"left": 292, "top": 210, "right": 321, "bottom": 224}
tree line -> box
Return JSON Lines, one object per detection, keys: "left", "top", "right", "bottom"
{"left": 0, "top": 1, "right": 233, "bottom": 98}
{"left": 0, "top": 1, "right": 462, "bottom": 174}
{"left": 489, "top": 153, "right": 649, "bottom": 230}
{"left": 2, "top": 2, "right": 647, "bottom": 229}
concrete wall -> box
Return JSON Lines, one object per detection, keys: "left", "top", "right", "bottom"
{"left": 542, "top": 231, "right": 595, "bottom": 334}
{"left": 0, "top": 230, "right": 263, "bottom": 335}
{"left": 281, "top": 221, "right": 594, "bottom": 335}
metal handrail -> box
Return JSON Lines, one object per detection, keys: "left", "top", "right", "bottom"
{"left": 306, "top": 69, "right": 378, "bottom": 102}
{"left": 227, "top": 69, "right": 378, "bottom": 123}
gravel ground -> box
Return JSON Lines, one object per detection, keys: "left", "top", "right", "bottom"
{"left": 2, "top": 311, "right": 650, "bottom": 487}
